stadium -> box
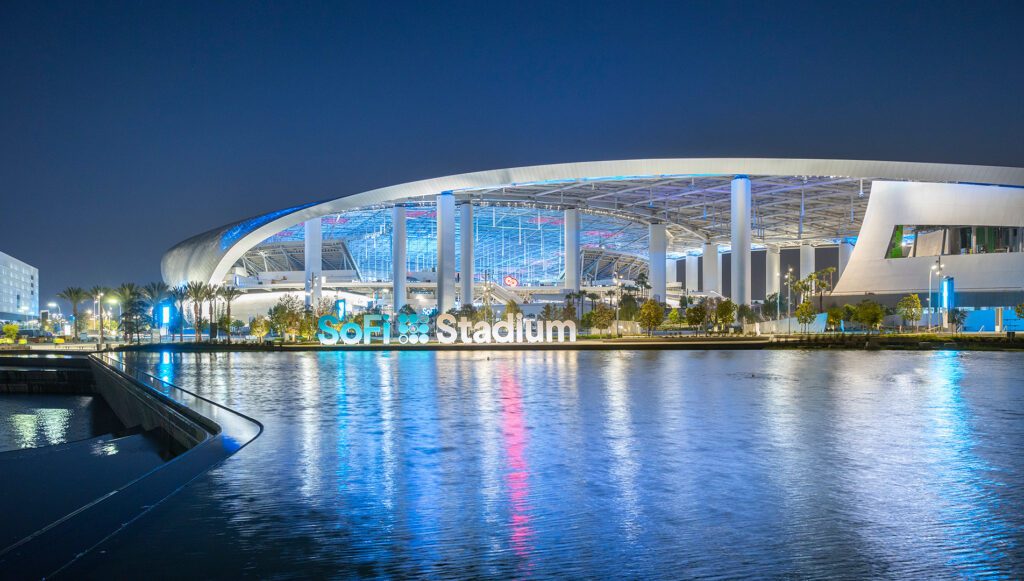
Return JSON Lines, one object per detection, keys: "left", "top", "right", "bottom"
{"left": 162, "top": 158, "right": 1024, "bottom": 328}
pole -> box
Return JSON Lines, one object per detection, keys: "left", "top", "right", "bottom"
{"left": 786, "top": 275, "right": 792, "bottom": 335}
{"left": 97, "top": 294, "right": 104, "bottom": 346}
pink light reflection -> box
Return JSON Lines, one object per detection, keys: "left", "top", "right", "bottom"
{"left": 499, "top": 363, "right": 534, "bottom": 570}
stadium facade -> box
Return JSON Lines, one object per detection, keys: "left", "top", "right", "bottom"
{"left": 162, "top": 159, "right": 1024, "bottom": 321}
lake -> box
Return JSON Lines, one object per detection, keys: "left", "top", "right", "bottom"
{"left": 69, "top": 349, "right": 1024, "bottom": 578}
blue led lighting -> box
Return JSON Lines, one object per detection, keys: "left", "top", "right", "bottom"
{"left": 220, "top": 202, "right": 320, "bottom": 251}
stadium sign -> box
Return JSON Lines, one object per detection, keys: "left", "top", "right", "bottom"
{"left": 316, "top": 313, "right": 577, "bottom": 345}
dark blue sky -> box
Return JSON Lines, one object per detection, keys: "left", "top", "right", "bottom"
{"left": 2, "top": 1, "right": 1022, "bottom": 300}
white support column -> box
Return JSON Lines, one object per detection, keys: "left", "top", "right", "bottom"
{"left": 666, "top": 259, "right": 680, "bottom": 285}
{"left": 459, "top": 202, "right": 474, "bottom": 307}
{"left": 564, "top": 208, "right": 581, "bottom": 292}
{"left": 392, "top": 205, "right": 407, "bottom": 313}
{"left": 685, "top": 255, "right": 699, "bottom": 292}
{"left": 730, "top": 176, "right": 752, "bottom": 307}
{"left": 304, "top": 217, "right": 322, "bottom": 309}
{"left": 799, "top": 242, "right": 815, "bottom": 279}
{"left": 702, "top": 242, "right": 720, "bottom": 294}
{"left": 717, "top": 250, "right": 724, "bottom": 293}
{"left": 649, "top": 223, "right": 668, "bottom": 303}
{"left": 765, "top": 245, "right": 781, "bottom": 298}
{"left": 437, "top": 192, "right": 456, "bottom": 314}
{"left": 838, "top": 241, "right": 853, "bottom": 278}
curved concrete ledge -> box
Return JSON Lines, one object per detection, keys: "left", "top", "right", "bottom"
{"left": 0, "top": 354, "right": 262, "bottom": 579}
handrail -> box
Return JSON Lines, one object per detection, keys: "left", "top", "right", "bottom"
{"left": 0, "top": 352, "right": 263, "bottom": 578}
{"left": 91, "top": 352, "right": 263, "bottom": 447}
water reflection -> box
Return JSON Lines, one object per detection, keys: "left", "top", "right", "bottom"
{"left": 498, "top": 361, "right": 534, "bottom": 570}
{"left": 71, "top": 350, "right": 1024, "bottom": 579}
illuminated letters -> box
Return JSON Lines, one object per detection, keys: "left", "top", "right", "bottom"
{"left": 316, "top": 313, "right": 577, "bottom": 346}
{"left": 317, "top": 314, "right": 341, "bottom": 345}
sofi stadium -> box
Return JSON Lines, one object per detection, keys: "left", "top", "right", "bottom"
{"left": 162, "top": 158, "right": 1024, "bottom": 325}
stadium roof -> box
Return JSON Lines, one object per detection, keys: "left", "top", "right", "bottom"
{"left": 162, "top": 158, "right": 1024, "bottom": 285}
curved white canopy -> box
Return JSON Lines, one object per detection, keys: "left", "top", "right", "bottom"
{"left": 162, "top": 158, "right": 1024, "bottom": 285}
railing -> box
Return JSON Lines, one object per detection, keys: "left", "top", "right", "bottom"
{"left": 92, "top": 352, "right": 263, "bottom": 451}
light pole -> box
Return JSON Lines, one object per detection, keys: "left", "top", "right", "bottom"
{"left": 47, "top": 302, "right": 64, "bottom": 337}
{"left": 96, "top": 292, "right": 105, "bottom": 345}
{"left": 107, "top": 298, "right": 122, "bottom": 342}
{"left": 785, "top": 267, "right": 794, "bottom": 334}
{"left": 928, "top": 258, "right": 944, "bottom": 328}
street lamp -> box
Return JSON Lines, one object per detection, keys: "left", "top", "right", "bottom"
{"left": 785, "top": 267, "right": 794, "bottom": 334}
{"left": 928, "top": 258, "right": 944, "bottom": 327}
{"left": 96, "top": 292, "right": 104, "bottom": 344}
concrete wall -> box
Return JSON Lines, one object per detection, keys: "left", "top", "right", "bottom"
{"left": 833, "top": 181, "right": 1024, "bottom": 303}
{"left": 90, "top": 360, "right": 211, "bottom": 451}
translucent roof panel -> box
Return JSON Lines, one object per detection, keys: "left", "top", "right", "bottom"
{"left": 257, "top": 205, "right": 673, "bottom": 285}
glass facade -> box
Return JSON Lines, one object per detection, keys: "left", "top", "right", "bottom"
{"left": 239, "top": 205, "right": 684, "bottom": 287}
{"left": 0, "top": 250, "right": 39, "bottom": 321}
{"left": 885, "top": 225, "right": 1024, "bottom": 258}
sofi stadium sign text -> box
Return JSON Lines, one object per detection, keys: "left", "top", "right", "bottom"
{"left": 316, "top": 313, "right": 577, "bottom": 345}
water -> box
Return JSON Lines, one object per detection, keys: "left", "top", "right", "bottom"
{"left": 0, "top": 394, "right": 122, "bottom": 452}
{"left": 71, "top": 350, "right": 1023, "bottom": 578}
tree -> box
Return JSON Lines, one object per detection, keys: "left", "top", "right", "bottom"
{"left": 795, "top": 300, "right": 816, "bottom": 333}
{"left": 811, "top": 267, "right": 837, "bottom": 312}
{"left": 852, "top": 299, "right": 885, "bottom": 333}
{"left": 715, "top": 299, "right": 738, "bottom": 333}
{"left": 268, "top": 294, "right": 303, "bottom": 341}
{"left": 638, "top": 299, "right": 665, "bottom": 336}
{"left": 169, "top": 285, "right": 188, "bottom": 342}
{"left": 685, "top": 301, "right": 709, "bottom": 334}
{"left": 948, "top": 308, "right": 967, "bottom": 333}
{"left": 57, "top": 287, "right": 89, "bottom": 339}
{"left": 842, "top": 303, "right": 857, "bottom": 325}
{"left": 586, "top": 292, "right": 599, "bottom": 312}
{"left": 249, "top": 315, "right": 269, "bottom": 340}
{"left": 505, "top": 299, "right": 522, "bottom": 318}
{"left": 3, "top": 323, "right": 18, "bottom": 341}
{"left": 737, "top": 304, "right": 757, "bottom": 325}
{"left": 826, "top": 305, "right": 845, "bottom": 332}
{"left": 540, "top": 303, "right": 559, "bottom": 321}
{"left": 114, "top": 283, "right": 145, "bottom": 343}
{"left": 477, "top": 302, "right": 497, "bottom": 325}
{"left": 634, "top": 272, "right": 650, "bottom": 299}
{"left": 791, "top": 276, "right": 814, "bottom": 305}
{"left": 89, "top": 285, "right": 111, "bottom": 342}
{"left": 1015, "top": 304, "right": 1024, "bottom": 331}
{"left": 591, "top": 302, "right": 616, "bottom": 337}
{"left": 763, "top": 292, "right": 788, "bottom": 320}
{"left": 298, "top": 311, "right": 319, "bottom": 342}
{"left": 618, "top": 293, "right": 639, "bottom": 321}
{"left": 204, "top": 284, "right": 220, "bottom": 339}
{"left": 667, "top": 308, "right": 681, "bottom": 325}
{"left": 218, "top": 286, "right": 244, "bottom": 343}
{"left": 185, "top": 281, "right": 208, "bottom": 342}
{"left": 142, "top": 281, "right": 170, "bottom": 330}
{"left": 895, "top": 294, "right": 923, "bottom": 332}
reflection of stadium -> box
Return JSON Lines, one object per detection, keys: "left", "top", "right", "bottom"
{"left": 162, "top": 159, "right": 1024, "bottom": 320}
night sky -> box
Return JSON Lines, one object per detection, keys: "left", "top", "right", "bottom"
{"left": 2, "top": 1, "right": 1022, "bottom": 303}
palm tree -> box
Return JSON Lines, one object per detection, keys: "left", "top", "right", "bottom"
{"left": 142, "top": 281, "right": 170, "bottom": 326}
{"left": 218, "top": 286, "right": 244, "bottom": 344}
{"left": 169, "top": 285, "right": 188, "bottom": 342}
{"left": 88, "top": 285, "right": 110, "bottom": 343}
{"left": 205, "top": 284, "right": 220, "bottom": 340}
{"left": 57, "top": 287, "right": 89, "bottom": 340}
{"left": 185, "top": 281, "right": 207, "bottom": 342}
{"left": 587, "top": 292, "right": 599, "bottom": 312}
{"left": 114, "top": 283, "right": 143, "bottom": 343}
